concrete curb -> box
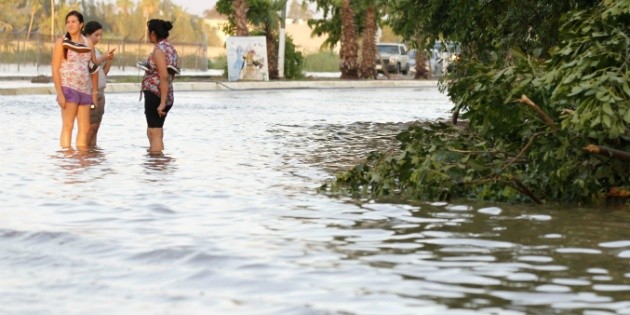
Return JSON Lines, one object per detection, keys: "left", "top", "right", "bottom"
{"left": 0, "top": 80, "right": 439, "bottom": 95}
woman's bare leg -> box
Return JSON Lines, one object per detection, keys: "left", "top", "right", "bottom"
{"left": 60, "top": 102, "right": 78, "bottom": 148}
{"left": 88, "top": 123, "right": 100, "bottom": 148}
{"left": 76, "top": 106, "right": 91, "bottom": 149}
{"left": 147, "top": 127, "right": 164, "bottom": 153}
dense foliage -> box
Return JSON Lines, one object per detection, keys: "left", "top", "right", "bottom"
{"left": 327, "top": 0, "right": 629, "bottom": 204}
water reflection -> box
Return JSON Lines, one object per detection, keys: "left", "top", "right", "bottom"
{"left": 143, "top": 153, "right": 176, "bottom": 173}
{"left": 52, "top": 148, "right": 107, "bottom": 184}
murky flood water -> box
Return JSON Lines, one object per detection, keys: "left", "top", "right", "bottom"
{"left": 0, "top": 88, "right": 628, "bottom": 314}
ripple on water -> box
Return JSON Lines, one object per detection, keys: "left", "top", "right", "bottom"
{"left": 599, "top": 240, "right": 630, "bottom": 248}
{"left": 420, "top": 238, "right": 516, "bottom": 249}
{"left": 556, "top": 248, "right": 603, "bottom": 254}
{"left": 506, "top": 273, "right": 539, "bottom": 282}
{"left": 536, "top": 284, "right": 572, "bottom": 293}
{"left": 478, "top": 207, "right": 502, "bottom": 215}
{"left": 517, "top": 255, "right": 554, "bottom": 263}
{"left": 516, "top": 214, "right": 553, "bottom": 221}
{"left": 445, "top": 204, "right": 473, "bottom": 212}
{"left": 552, "top": 278, "right": 592, "bottom": 286}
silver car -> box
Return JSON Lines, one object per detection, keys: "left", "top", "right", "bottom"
{"left": 375, "top": 43, "right": 410, "bottom": 75}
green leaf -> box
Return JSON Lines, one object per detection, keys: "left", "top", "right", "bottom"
{"left": 602, "top": 114, "right": 611, "bottom": 128}
{"left": 568, "top": 86, "right": 584, "bottom": 97}
{"left": 602, "top": 103, "right": 614, "bottom": 115}
{"left": 623, "top": 109, "right": 630, "bottom": 124}
{"left": 591, "top": 115, "right": 601, "bottom": 127}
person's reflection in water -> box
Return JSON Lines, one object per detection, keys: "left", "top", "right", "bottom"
{"left": 143, "top": 152, "right": 176, "bottom": 172}
{"left": 53, "top": 147, "right": 107, "bottom": 184}
{"left": 56, "top": 147, "right": 105, "bottom": 168}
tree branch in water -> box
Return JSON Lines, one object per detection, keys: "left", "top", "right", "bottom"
{"left": 584, "top": 144, "right": 630, "bottom": 162}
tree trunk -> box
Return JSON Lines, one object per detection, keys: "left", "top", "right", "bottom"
{"left": 233, "top": 0, "right": 249, "bottom": 36}
{"left": 414, "top": 32, "right": 429, "bottom": 79}
{"left": 266, "top": 24, "right": 278, "bottom": 80}
{"left": 50, "top": 0, "right": 54, "bottom": 39}
{"left": 359, "top": 6, "right": 377, "bottom": 79}
{"left": 27, "top": 3, "right": 37, "bottom": 40}
{"left": 339, "top": 0, "right": 358, "bottom": 79}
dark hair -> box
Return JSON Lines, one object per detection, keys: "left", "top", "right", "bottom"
{"left": 83, "top": 21, "right": 102, "bottom": 36}
{"left": 147, "top": 19, "right": 173, "bottom": 40}
{"left": 64, "top": 10, "right": 84, "bottom": 59}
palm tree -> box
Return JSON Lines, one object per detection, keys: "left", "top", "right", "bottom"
{"left": 268, "top": 0, "right": 289, "bottom": 79}
{"left": 116, "top": 0, "right": 133, "bottom": 15}
{"left": 233, "top": 0, "right": 249, "bottom": 36}
{"left": 140, "top": 0, "right": 158, "bottom": 40}
{"left": 339, "top": 0, "right": 358, "bottom": 79}
{"left": 358, "top": 3, "right": 377, "bottom": 79}
{"left": 26, "top": 0, "right": 43, "bottom": 40}
{"left": 413, "top": 31, "right": 428, "bottom": 79}
{"left": 288, "top": 0, "right": 312, "bottom": 20}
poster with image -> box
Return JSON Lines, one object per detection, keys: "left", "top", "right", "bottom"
{"left": 226, "top": 36, "right": 269, "bottom": 82}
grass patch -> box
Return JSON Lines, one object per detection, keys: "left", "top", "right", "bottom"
{"left": 208, "top": 55, "right": 227, "bottom": 70}
{"left": 303, "top": 51, "right": 339, "bottom": 72}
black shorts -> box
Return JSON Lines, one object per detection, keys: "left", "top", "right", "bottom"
{"left": 144, "top": 91, "right": 172, "bottom": 128}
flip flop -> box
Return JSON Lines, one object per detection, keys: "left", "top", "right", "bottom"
{"left": 62, "top": 38, "right": 91, "bottom": 53}
{"left": 136, "top": 61, "right": 150, "bottom": 71}
{"left": 167, "top": 65, "right": 181, "bottom": 75}
{"left": 88, "top": 60, "right": 99, "bottom": 74}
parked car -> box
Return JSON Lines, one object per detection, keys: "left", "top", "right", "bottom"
{"left": 375, "top": 43, "right": 410, "bottom": 75}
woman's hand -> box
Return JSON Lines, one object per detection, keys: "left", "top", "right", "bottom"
{"left": 106, "top": 48, "right": 116, "bottom": 61}
{"left": 56, "top": 94, "right": 66, "bottom": 109}
{"left": 92, "top": 91, "right": 99, "bottom": 107}
{"left": 157, "top": 103, "right": 167, "bottom": 117}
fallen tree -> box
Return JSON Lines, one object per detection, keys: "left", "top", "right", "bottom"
{"left": 324, "top": 1, "right": 629, "bottom": 204}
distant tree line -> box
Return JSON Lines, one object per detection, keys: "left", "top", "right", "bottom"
{"left": 0, "top": 0, "right": 208, "bottom": 43}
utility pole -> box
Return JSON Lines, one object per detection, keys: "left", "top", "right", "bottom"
{"left": 50, "top": 0, "right": 54, "bottom": 40}
{"left": 278, "top": 1, "right": 287, "bottom": 78}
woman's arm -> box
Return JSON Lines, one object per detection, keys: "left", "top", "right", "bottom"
{"left": 51, "top": 38, "right": 65, "bottom": 108}
{"left": 91, "top": 71, "right": 99, "bottom": 105}
{"left": 153, "top": 48, "right": 170, "bottom": 117}
{"left": 89, "top": 39, "right": 99, "bottom": 89}
{"left": 102, "top": 48, "right": 115, "bottom": 75}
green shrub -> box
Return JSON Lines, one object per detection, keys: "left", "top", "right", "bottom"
{"left": 283, "top": 35, "right": 304, "bottom": 80}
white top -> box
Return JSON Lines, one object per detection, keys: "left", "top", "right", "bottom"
{"left": 95, "top": 49, "right": 107, "bottom": 89}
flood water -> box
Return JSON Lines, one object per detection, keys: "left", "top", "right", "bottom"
{"left": 0, "top": 88, "right": 628, "bottom": 314}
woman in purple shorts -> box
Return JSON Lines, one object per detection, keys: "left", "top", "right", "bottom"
{"left": 52, "top": 10, "right": 99, "bottom": 149}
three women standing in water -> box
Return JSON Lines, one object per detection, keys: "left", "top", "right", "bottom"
{"left": 52, "top": 12, "right": 178, "bottom": 154}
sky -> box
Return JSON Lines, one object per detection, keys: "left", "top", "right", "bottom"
{"left": 168, "top": 0, "right": 218, "bottom": 16}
